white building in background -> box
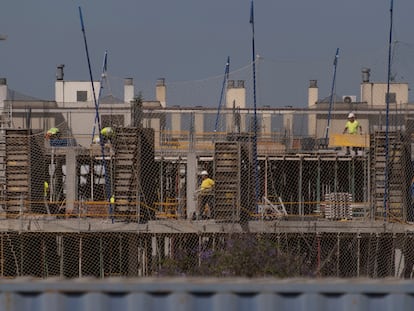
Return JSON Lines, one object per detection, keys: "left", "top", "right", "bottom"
{"left": 4, "top": 65, "right": 166, "bottom": 147}
{"left": 308, "top": 67, "right": 410, "bottom": 141}
{"left": 53, "top": 64, "right": 132, "bottom": 146}
{"left": 1, "top": 63, "right": 413, "bottom": 153}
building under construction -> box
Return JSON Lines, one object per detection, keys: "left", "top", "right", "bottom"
{"left": 0, "top": 67, "right": 413, "bottom": 278}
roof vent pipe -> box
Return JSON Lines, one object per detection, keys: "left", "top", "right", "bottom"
{"left": 309, "top": 80, "right": 317, "bottom": 88}
{"left": 362, "top": 68, "right": 370, "bottom": 83}
{"left": 156, "top": 78, "right": 165, "bottom": 86}
{"left": 56, "top": 64, "right": 65, "bottom": 81}
{"left": 124, "top": 78, "right": 133, "bottom": 86}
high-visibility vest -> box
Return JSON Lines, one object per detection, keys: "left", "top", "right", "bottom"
{"left": 92, "top": 135, "right": 100, "bottom": 144}
{"left": 47, "top": 127, "right": 59, "bottom": 135}
{"left": 101, "top": 127, "right": 114, "bottom": 137}
{"left": 44, "top": 181, "right": 49, "bottom": 196}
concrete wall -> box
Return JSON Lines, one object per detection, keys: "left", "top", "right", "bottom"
{"left": 55, "top": 80, "right": 101, "bottom": 105}
{"left": 361, "top": 82, "right": 409, "bottom": 107}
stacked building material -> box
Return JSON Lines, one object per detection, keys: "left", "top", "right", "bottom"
{"left": 323, "top": 192, "right": 353, "bottom": 220}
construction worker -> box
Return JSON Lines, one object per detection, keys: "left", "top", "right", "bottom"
{"left": 100, "top": 127, "right": 114, "bottom": 143}
{"left": 92, "top": 135, "right": 100, "bottom": 144}
{"left": 194, "top": 170, "right": 214, "bottom": 219}
{"left": 44, "top": 181, "right": 49, "bottom": 198}
{"left": 46, "top": 127, "right": 60, "bottom": 139}
{"left": 110, "top": 194, "right": 115, "bottom": 214}
{"left": 342, "top": 112, "right": 362, "bottom": 155}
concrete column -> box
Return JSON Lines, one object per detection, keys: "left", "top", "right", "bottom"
{"left": 261, "top": 108, "right": 271, "bottom": 138}
{"left": 149, "top": 118, "right": 161, "bottom": 149}
{"left": 194, "top": 112, "right": 204, "bottom": 139}
{"left": 171, "top": 110, "right": 181, "bottom": 139}
{"left": 283, "top": 113, "right": 294, "bottom": 149}
{"left": 65, "top": 148, "right": 77, "bottom": 214}
{"left": 226, "top": 101, "right": 235, "bottom": 133}
{"left": 186, "top": 152, "right": 197, "bottom": 219}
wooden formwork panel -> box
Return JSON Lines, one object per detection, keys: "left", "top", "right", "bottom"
{"left": 329, "top": 134, "right": 370, "bottom": 147}
{"left": 5, "top": 129, "right": 45, "bottom": 214}
{"left": 370, "top": 130, "right": 410, "bottom": 223}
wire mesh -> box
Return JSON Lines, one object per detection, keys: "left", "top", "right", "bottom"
{"left": 1, "top": 95, "right": 413, "bottom": 279}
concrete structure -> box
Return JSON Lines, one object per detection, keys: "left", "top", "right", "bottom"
{"left": 226, "top": 80, "right": 246, "bottom": 133}
{"left": 0, "top": 65, "right": 414, "bottom": 280}
{"left": 3, "top": 67, "right": 413, "bottom": 157}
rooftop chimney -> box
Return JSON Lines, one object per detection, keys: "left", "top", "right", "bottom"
{"left": 0, "top": 78, "right": 7, "bottom": 112}
{"left": 307, "top": 80, "right": 318, "bottom": 137}
{"left": 56, "top": 64, "right": 65, "bottom": 81}
{"left": 308, "top": 80, "right": 318, "bottom": 107}
{"left": 309, "top": 80, "right": 317, "bottom": 88}
{"left": 124, "top": 78, "right": 134, "bottom": 103}
{"left": 362, "top": 68, "right": 370, "bottom": 83}
{"left": 156, "top": 78, "right": 166, "bottom": 107}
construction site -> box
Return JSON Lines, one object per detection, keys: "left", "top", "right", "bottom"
{"left": 0, "top": 63, "right": 413, "bottom": 279}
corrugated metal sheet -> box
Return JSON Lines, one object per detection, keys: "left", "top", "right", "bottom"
{"left": 1, "top": 278, "right": 414, "bottom": 311}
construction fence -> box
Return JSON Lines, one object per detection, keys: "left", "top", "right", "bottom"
{"left": 0, "top": 108, "right": 413, "bottom": 278}
{"left": 1, "top": 229, "right": 414, "bottom": 279}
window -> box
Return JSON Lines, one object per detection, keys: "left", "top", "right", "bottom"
{"left": 77, "top": 91, "right": 87, "bottom": 102}
{"left": 385, "top": 92, "right": 396, "bottom": 104}
{"left": 101, "top": 115, "right": 124, "bottom": 127}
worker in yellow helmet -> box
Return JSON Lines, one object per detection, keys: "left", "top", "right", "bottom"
{"left": 110, "top": 194, "right": 115, "bottom": 214}
{"left": 100, "top": 127, "right": 114, "bottom": 143}
{"left": 43, "top": 181, "right": 49, "bottom": 197}
{"left": 101, "top": 127, "right": 114, "bottom": 138}
{"left": 194, "top": 170, "right": 214, "bottom": 219}
{"left": 343, "top": 112, "right": 362, "bottom": 155}
{"left": 46, "top": 127, "right": 60, "bottom": 139}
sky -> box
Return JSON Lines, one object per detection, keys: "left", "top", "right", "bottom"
{"left": 1, "top": 0, "right": 414, "bottom": 108}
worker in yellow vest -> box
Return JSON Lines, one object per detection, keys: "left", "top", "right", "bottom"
{"left": 110, "top": 194, "right": 115, "bottom": 214}
{"left": 194, "top": 170, "right": 214, "bottom": 219}
{"left": 46, "top": 127, "right": 60, "bottom": 139}
{"left": 100, "top": 127, "right": 114, "bottom": 143}
{"left": 44, "top": 181, "right": 49, "bottom": 197}
{"left": 342, "top": 112, "right": 362, "bottom": 155}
